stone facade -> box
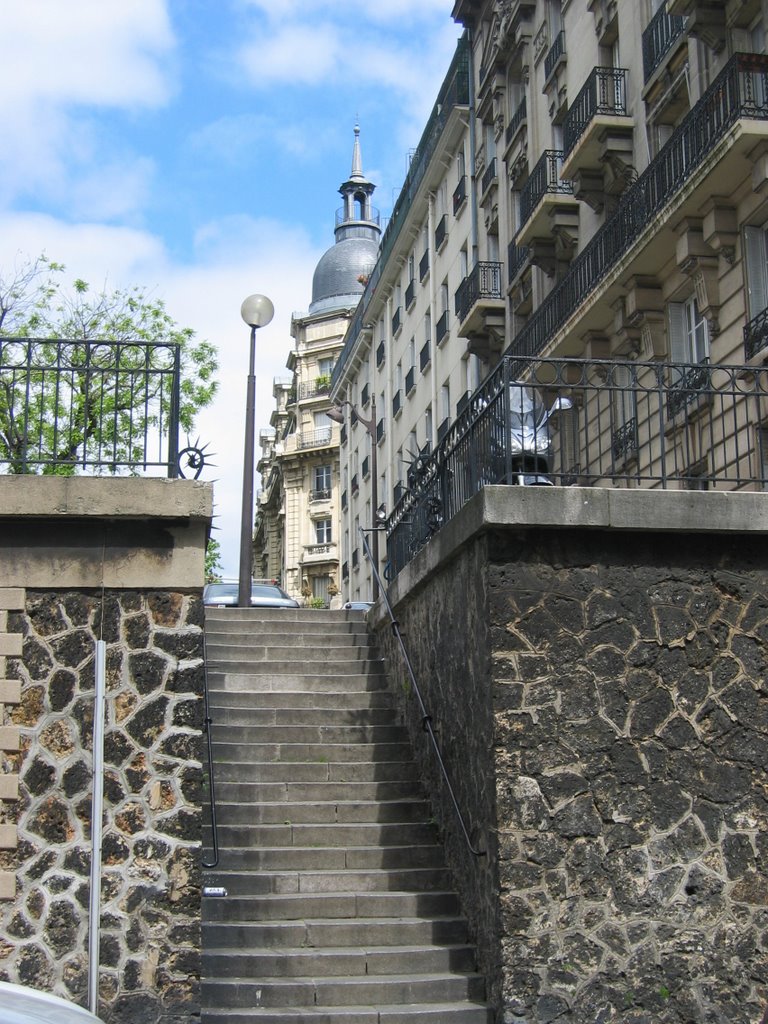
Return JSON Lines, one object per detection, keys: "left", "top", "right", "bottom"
{"left": 0, "top": 588, "right": 203, "bottom": 1024}
{"left": 375, "top": 520, "right": 768, "bottom": 1023}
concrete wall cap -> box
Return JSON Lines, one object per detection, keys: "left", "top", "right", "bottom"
{"left": 0, "top": 477, "right": 214, "bottom": 521}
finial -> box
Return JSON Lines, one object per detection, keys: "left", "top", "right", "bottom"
{"left": 350, "top": 121, "right": 364, "bottom": 181}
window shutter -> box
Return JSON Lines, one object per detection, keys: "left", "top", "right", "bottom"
{"left": 744, "top": 226, "right": 768, "bottom": 321}
{"left": 667, "top": 302, "right": 687, "bottom": 362}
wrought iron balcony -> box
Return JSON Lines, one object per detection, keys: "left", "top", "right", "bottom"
{"left": 519, "top": 150, "right": 573, "bottom": 227}
{"left": 455, "top": 262, "right": 504, "bottom": 326}
{"left": 298, "top": 427, "right": 332, "bottom": 450}
{"left": 563, "top": 67, "right": 629, "bottom": 157}
{"left": 506, "top": 96, "right": 527, "bottom": 147}
{"left": 481, "top": 157, "right": 498, "bottom": 195}
{"left": 385, "top": 355, "right": 768, "bottom": 578}
{"left": 351, "top": 473, "right": 359, "bottom": 494}
{"left": 405, "top": 366, "right": 416, "bottom": 395}
{"left": 510, "top": 53, "right": 768, "bottom": 363}
{"left": 376, "top": 340, "right": 386, "bottom": 367}
{"left": 362, "top": 455, "right": 370, "bottom": 477}
{"left": 745, "top": 306, "right": 768, "bottom": 361}
{"left": 508, "top": 243, "right": 530, "bottom": 282}
{"left": 420, "top": 342, "right": 431, "bottom": 372}
{"left": 642, "top": 2, "right": 686, "bottom": 82}
{"left": 392, "top": 306, "right": 403, "bottom": 336}
{"left": 544, "top": 30, "right": 566, "bottom": 81}
{"left": 310, "top": 487, "right": 331, "bottom": 502}
{"left": 435, "top": 213, "right": 448, "bottom": 251}
{"left": 453, "top": 175, "right": 467, "bottom": 214}
{"left": 420, "top": 249, "right": 430, "bottom": 281}
{"left": 361, "top": 382, "right": 370, "bottom": 406}
{"left": 436, "top": 309, "right": 450, "bottom": 346}
{"left": 405, "top": 277, "right": 416, "bottom": 310}
{"left": 392, "top": 389, "right": 403, "bottom": 417}
{"left": 341, "top": 489, "right": 348, "bottom": 510}
{"left": 336, "top": 205, "right": 380, "bottom": 227}
{"left": 376, "top": 418, "right": 385, "bottom": 443}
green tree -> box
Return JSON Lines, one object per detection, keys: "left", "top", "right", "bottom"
{"left": 0, "top": 255, "right": 218, "bottom": 473}
{"left": 204, "top": 536, "right": 223, "bottom": 583}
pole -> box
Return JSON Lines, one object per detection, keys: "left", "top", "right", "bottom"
{"left": 88, "top": 639, "right": 107, "bottom": 1015}
{"left": 238, "top": 325, "right": 257, "bottom": 607}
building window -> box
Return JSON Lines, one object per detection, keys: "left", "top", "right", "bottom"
{"left": 315, "top": 517, "right": 332, "bottom": 544}
{"left": 669, "top": 296, "right": 709, "bottom": 365}
{"left": 312, "top": 464, "right": 331, "bottom": 500}
{"left": 318, "top": 356, "right": 335, "bottom": 377}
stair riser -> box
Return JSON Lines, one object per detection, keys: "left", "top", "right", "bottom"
{"left": 212, "top": 781, "right": 420, "bottom": 803}
{"left": 210, "top": 761, "right": 417, "bottom": 783}
{"left": 208, "top": 690, "right": 393, "bottom": 710}
{"left": 211, "top": 724, "right": 407, "bottom": 744}
{"left": 204, "top": 846, "right": 446, "bottom": 871}
{"left": 202, "top": 975, "right": 486, "bottom": 1008}
{"left": 200, "top": 1009, "right": 491, "bottom": 1024}
{"left": 203, "top": 891, "right": 459, "bottom": 921}
{"left": 211, "top": 742, "right": 414, "bottom": 764}
{"left": 208, "top": 645, "right": 382, "bottom": 663}
{"left": 202, "top": 945, "right": 477, "bottom": 978}
{"left": 213, "top": 799, "right": 430, "bottom": 825}
{"left": 207, "top": 670, "right": 387, "bottom": 686}
{"left": 203, "top": 918, "right": 470, "bottom": 948}
{"left": 209, "top": 822, "right": 438, "bottom": 848}
{"left": 211, "top": 707, "right": 397, "bottom": 727}
{"left": 206, "top": 632, "right": 370, "bottom": 648}
{"left": 201, "top": 867, "right": 455, "bottom": 896}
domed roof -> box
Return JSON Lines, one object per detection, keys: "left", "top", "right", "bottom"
{"left": 310, "top": 234, "right": 378, "bottom": 314}
{"left": 308, "top": 124, "right": 380, "bottom": 315}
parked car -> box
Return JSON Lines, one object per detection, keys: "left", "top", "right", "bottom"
{"left": 0, "top": 982, "right": 104, "bottom": 1024}
{"left": 343, "top": 600, "right": 374, "bottom": 611}
{"left": 203, "top": 580, "right": 299, "bottom": 608}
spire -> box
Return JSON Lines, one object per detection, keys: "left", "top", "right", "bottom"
{"left": 350, "top": 122, "right": 364, "bottom": 182}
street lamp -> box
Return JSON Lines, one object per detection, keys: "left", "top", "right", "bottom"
{"left": 328, "top": 395, "right": 381, "bottom": 601}
{"left": 238, "top": 293, "right": 274, "bottom": 608}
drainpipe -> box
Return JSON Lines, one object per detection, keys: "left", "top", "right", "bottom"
{"left": 466, "top": 27, "right": 480, "bottom": 267}
{"left": 88, "top": 639, "right": 107, "bottom": 1015}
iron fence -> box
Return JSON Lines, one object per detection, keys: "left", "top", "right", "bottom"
{"left": 0, "top": 337, "right": 181, "bottom": 476}
{"left": 563, "top": 66, "right": 629, "bottom": 156}
{"left": 455, "top": 262, "right": 504, "bottom": 325}
{"left": 642, "top": 1, "right": 687, "bottom": 82}
{"left": 386, "top": 356, "right": 768, "bottom": 577}
{"left": 519, "top": 149, "right": 573, "bottom": 226}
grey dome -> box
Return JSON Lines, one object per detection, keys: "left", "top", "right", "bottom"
{"left": 309, "top": 234, "right": 379, "bottom": 314}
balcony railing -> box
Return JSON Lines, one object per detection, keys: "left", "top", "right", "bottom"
{"left": 336, "top": 205, "right": 380, "bottom": 227}
{"left": 420, "top": 342, "right": 431, "bottom": 372}
{"left": 455, "top": 262, "right": 504, "bottom": 325}
{"left": 481, "top": 157, "right": 498, "bottom": 195}
{"left": 436, "top": 309, "right": 450, "bottom": 345}
{"left": 385, "top": 356, "right": 768, "bottom": 577}
{"left": 298, "top": 427, "right": 333, "bottom": 450}
{"left": 298, "top": 378, "right": 331, "bottom": 400}
{"left": 376, "top": 418, "right": 385, "bottom": 443}
{"left": 506, "top": 96, "right": 527, "bottom": 146}
{"left": 351, "top": 473, "right": 359, "bottom": 494}
{"left": 362, "top": 455, "right": 370, "bottom": 477}
{"left": 376, "top": 341, "right": 386, "bottom": 367}
{"left": 508, "top": 243, "right": 530, "bottom": 282}
{"left": 642, "top": 1, "right": 687, "bottom": 82}
{"left": 0, "top": 337, "right": 181, "bottom": 476}
{"left": 341, "top": 489, "right": 348, "bottom": 510}
{"left": 405, "top": 277, "right": 416, "bottom": 309}
{"left": 519, "top": 150, "right": 573, "bottom": 226}
{"left": 420, "top": 249, "right": 430, "bottom": 281}
{"left": 310, "top": 487, "right": 331, "bottom": 502}
{"left": 393, "top": 389, "right": 403, "bottom": 417}
{"left": 511, "top": 53, "right": 768, "bottom": 364}
{"left": 563, "top": 67, "right": 629, "bottom": 156}
{"left": 745, "top": 306, "right": 768, "bottom": 360}
{"left": 405, "top": 366, "right": 416, "bottom": 395}
{"left": 544, "top": 30, "right": 566, "bottom": 81}
{"left": 361, "top": 382, "right": 370, "bottom": 406}
{"left": 453, "top": 175, "right": 467, "bottom": 213}
{"left": 392, "top": 306, "right": 403, "bottom": 335}
{"left": 435, "top": 213, "right": 449, "bottom": 251}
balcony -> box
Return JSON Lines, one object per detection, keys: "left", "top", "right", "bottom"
{"left": 561, "top": 67, "right": 634, "bottom": 211}
{"left": 405, "top": 365, "right": 416, "bottom": 395}
{"left": 342, "top": 560, "right": 349, "bottom": 580}
{"left": 517, "top": 151, "right": 579, "bottom": 267}
{"left": 506, "top": 53, "right": 768, "bottom": 364}
{"left": 420, "top": 342, "right": 431, "bottom": 372}
{"left": 351, "top": 473, "right": 359, "bottom": 494}
{"left": 504, "top": 97, "right": 528, "bottom": 183}
{"left": 455, "top": 262, "right": 505, "bottom": 361}
{"left": 297, "top": 427, "right": 333, "bottom": 450}
{"left": 642, "top": 2, "right": 687, "bottom": 82}
{"left": 508, "top": 243, "right": 530, "bottom": 283}
{"left": 453, "top": 175, "right": 467, "bottom": 214}
{"left": 376, "top": 418, "right": 385, "bottom": 444}
{"left": 298, "top": 378, "right": 331, "bottom": 400}
{"left": 543, "top": 30, "right": 567, "bottom": 122}
{"left": 436, "top": 309, "right": 450, "bottom": 346}
{"left": 744, "top": 307, "right": 768, "bottom": 361}
{"left": 544, "top": 30, "right": 566, "bottom": 81}
{"left": 392, "top": 306, "right": 403, "bottom": 336}
{"left": 303, "top": 542, "right": 337, "bottom": 565}
{"left": 361, "top": 382, "right": 370, "bottom": 407}
{"left": 437, "top": 418, "right": 450, "bottom": 442}
{"left": 393, "top": 389, "right": 403, "bottom": 417}
{"left": 481, "top": 158, "right": 498, "bottom": 198}
{"left": 435, "top": 213, "right": 449, "bottom": 252}
{"left": 341, "top": 489, "right": 348, "bottom": 511}
{"left": 506, "top": 96, "right": 527, "bottom": 148}
{"left": 362, "top": 455, "right": 370, "bottom": 478}
{"left": 310, "top": 487, "right": 331, "bottom": 502}
{"left": 376, "top": 340, "right": 386, "bottom": 367}
{"left": 419, "top": 249, "right": 430, "bottom": 282}
{"left": 405, "top": 277, "right": 416, "bottom": 310}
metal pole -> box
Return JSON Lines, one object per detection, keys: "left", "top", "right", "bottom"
{"left": 88, "top": 639, "right": 107, "bottom": 1015}
{"left": 369, "top": 395, "right": 379, "bottom": 601}
{"left": 238, "top": 325, "right": 257, "bottom": 607}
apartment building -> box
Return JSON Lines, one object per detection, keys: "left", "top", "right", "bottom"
{"left": 254, "top": 127, "right": 380, "bottom": 604}
{"left": 331, "top": 0, "right": 768, "bottom": 597}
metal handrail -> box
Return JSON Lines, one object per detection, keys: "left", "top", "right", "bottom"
{"left": 358, "top": 526, "right": 485, "bottom": 858}
{"left": 201, "top": 629, "right": 220, "bottom": 869}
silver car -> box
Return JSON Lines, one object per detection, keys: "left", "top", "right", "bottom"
{"left": 0, "top": 982, "right": 104, "bottom": 1024}
{"left": 203, "top": 580, "right": 299, "bottom": 608}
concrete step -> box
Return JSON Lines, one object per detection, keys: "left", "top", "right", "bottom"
{"left": 211, "top": 780, "right": 420, "bottom": 804}
{"left": 211, "top": 760, "right": 418, "bottom": 784}
{"left": 201, "top": 866, "right": 456, "bottom": 896}
{"left": 203, "top": 844, "right": 447, "bottom": 872}
{"left": 210, "top": 705, "right": 398, "bottom": 727}
{"left": 202, "top": 915, "right": 470, "bottom": 948}
{"left": 213, "top": 798, "right": 430, "bottom": 825}
{"left": 210, "top": 821, "right": 439, "bottom": 850}
{"left": 201, "top": 943, "right": 478, "bottom": 977}
{"left": 208, "top": 689, "right": 393, "bottom": 710}
{"left": 207, "top": 667, "right": 387, "bottom": 685}
{"left": 210, "top": 723, "right": 407, "bottom": 745}
{"left": 207, "top": 643, "right": 383, "bottom": 664}
{"left": 211, "top": 741, "right": 414, "bottom": 764}
{"left": 202, "top": 890, "right": 460, "bottom": 922}
{"left": 206, "top": 630, "right": 371, "bottom": 647}
{"left": 201, "top": 1002, "right": 492, "bottom": 1023}
{"left": 201, "top": 971, "right": 486, "bottom": 1008}
{"left": 204, "top": 609, "right": 369, "bottom": 626}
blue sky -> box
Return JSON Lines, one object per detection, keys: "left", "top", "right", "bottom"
{"left": 0, "top": 0, "right": 462, "bottom": 575}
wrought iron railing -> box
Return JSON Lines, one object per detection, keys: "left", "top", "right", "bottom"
{"left": 405, "top": 277, "right": 416, "bottom": 310}
{"left": 405, "top": 366, "right": 416, "bottom": 395}
{"left": 508, "top": 243, "right": 530, "bottom": 282}
{"left": 392, "top": 390, "right": 402, "bottom": 417}
{"left": 506, "top": 96, "right": 527, "bottom": 146}
{"left": 563, "top": 66, "right": 629, "bottom": 156}
{"left": 436, "top": 309, "right": 450, "bottom": 346}
{"left": 336, "top": 205, "right": 381, "bottom": 227}
{"left": 519, "top": 149, "right": 573, "bottom": 226}
{"left": 453, "top": 175, "right": 467, "bottom": 213}
{"left": 455, "top": 262, "right": 504, "bottom": 325}
{"left": 544, "top": 30, "right": 566, "bottom": 80}
{"left": 392, "top": 306, "right": 403, "bottom": 336}
{"left": 642, "top": 1, "right": 687, "bottom": 82}
{"left": 511, "top": 53, "right": 768, "bottom": 363}
{"left": 435, "top": 213, "right": 448, "bottom": 251}
{"left": 298, "top": 427, "right": 333, "bottom": 450}
{"left": 420, "top": 342, "right": 431, "bottom": 372}
{"left": 386, "top": 356, "right": 768, "bottom": 577}
{"left": 481, "top": 157, "right": 498, "bottom": 194}
{"left": 298, "top": 379, "right": 331, "bottom": 400}
{"left": 745, "top": 306, "right": 768, "bottom": 360}
{"left": 419, "top": 249, "right": 430, "bottom": 281}
{"left": 0, "top": 337, "right": 181, "bottom": 475}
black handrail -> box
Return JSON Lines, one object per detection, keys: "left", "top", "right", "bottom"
{"left": 358, "top": 526, "right": 485, "bottom": 858}
{"left": 201, "top": 629, "right": 220, "bottom": 869}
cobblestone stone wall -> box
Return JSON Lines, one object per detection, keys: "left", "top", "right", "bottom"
{"left": 376, "top": 527, "right": 768, "bottom": 1023}
{"left": 0, "top": 588, "right": 203, "bottom": 1024}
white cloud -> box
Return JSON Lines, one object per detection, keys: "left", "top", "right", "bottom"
{"left": 238, "top": 22, "right": 343, "bottom": 86}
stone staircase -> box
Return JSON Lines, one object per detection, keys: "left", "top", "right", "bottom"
{"left": 201, "top": 607, "right": 491, "bottom": 1023}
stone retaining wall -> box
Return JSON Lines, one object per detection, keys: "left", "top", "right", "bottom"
{"left": 375, "top": 503, "right": 768, "bottom": 1023}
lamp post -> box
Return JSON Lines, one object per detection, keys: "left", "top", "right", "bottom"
{"left": 238, "top": 293, "right": 274, "bottom": 608}
{"left": 328, "top": 396, "right": 380, "bottom": 601}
